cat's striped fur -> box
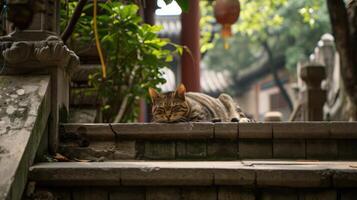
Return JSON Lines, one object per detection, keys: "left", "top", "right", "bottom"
{"left": 149, "top": 84, "right": 251, "bottom": 123}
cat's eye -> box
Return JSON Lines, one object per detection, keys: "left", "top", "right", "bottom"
{"left": 155, "top": 108, "right": 165, "bottom": 114}
{"left": 172, "top": 106, "right": 183, "bottom": 112}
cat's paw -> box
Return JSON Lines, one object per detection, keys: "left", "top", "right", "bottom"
{"left": 231, "top": 118, "right": 239, "bottom": 122}
{"left": 239, "top": 118, "right": 251, "bottom": 123}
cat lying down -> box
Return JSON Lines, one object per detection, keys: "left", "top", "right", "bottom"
{"left": 149, "top": 84, "right": 252, "bottom": 123}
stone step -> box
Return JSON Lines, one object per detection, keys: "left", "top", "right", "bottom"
{"left": 28, "top": 161, "right": 357, "bottom": 199}
{"left": 59, "top": 122, "right": 357, "bottom": 161}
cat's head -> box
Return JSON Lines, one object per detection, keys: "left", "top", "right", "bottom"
{"left": 149, "top": 84, "right": 189, "bottom": 123}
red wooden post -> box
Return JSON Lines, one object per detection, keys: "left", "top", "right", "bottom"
{"left": 181, "top": 0, "right": 201, "bottom": 92}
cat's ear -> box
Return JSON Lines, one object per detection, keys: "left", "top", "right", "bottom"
{"left": 148, "top": 88, "right": 160, "bottom": 102}
{"left": 175, "top": 83, "right": 186, "bottom": 100}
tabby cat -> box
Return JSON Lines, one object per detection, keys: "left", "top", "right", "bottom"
{"left": 149, "top": 84, "right": 252, "bottom": 123}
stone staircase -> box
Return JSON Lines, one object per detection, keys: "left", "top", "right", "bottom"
{"left": 26, "top": 122, "right": 357, "bottom": 199}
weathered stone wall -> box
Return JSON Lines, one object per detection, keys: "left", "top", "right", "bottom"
{"left": 30, "top": 186, "right": 356, "bottom": 200}
{"left": 60, "top": 122, "right": 357, "bottom": 161}
{"left": 28, "top": 161, "right": 357, "bottom": 200}
{"left": 0, "top": 76, "right": 51, "bottom": 200}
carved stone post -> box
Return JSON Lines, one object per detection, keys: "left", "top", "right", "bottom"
{"left": 300, "top": 64, "right": 326, "bottom": 121}
{"left": 0, "top": 0, "right": 79, "bottom": 153}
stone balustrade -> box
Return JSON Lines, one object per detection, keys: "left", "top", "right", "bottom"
{"left": 59, "top": 122, "right": 357, "bottom": 161}
{"left": 28, "top": 161, "right": 357, "bottom": 200}
{"left": 0, "top": 76, "right": 51, "bottom": 200}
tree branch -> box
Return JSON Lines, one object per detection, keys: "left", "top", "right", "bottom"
{"left": 326, "top": 0, "right": 357, "bottom": 104}
{"left": 61, "top": 0, "right": 88, "bottom": 43}
{"left": 262, "top": 41, "right": 293, "bottom": 111}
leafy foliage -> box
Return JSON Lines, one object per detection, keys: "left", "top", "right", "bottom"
{"left": 61, "top": 1, "right": 181, "bottom": 122}
{"left": 163, "top": 0, "right": 189, "bottom": 12}
{"left": 203, "top": 0, "right": 331, "bottom": 75}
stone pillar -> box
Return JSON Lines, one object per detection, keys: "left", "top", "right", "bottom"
{"left": 0, "top": 0, "right": 79, "bottom": 153}
{"left": 181, "top": 0, "right": 200, "bottom": 92}
{"left": 300, "top": 64, "right": 326, "bottom": 121}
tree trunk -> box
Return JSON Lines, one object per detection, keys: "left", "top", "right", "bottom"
{"left": 327, "top": 0, "right": 357, "bottom": 119}
{"left": 262, "top": 41, "right": 294, "bottom": 111}
{"left": 61, "top": 0, "right": 88, "bottom": 43}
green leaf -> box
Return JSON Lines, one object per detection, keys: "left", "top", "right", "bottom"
{"left": 176, "top": 0, "right": 189, "bottom": 12}
{"left": 163, "top": 0, "right": 174, "bottom": 5}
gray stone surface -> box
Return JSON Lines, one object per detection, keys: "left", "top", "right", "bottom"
{"left": 214, "top": 122, "right": 238, "bottom": 140}
{"left": 333, "top": 169, "right": 357, "bottom": 187}
{"left": 218, "top": 188, "right": 255, "bottom": 200}
{"left": 110, "top": 122, "right": 214, "bottom": 140}
{"left": 330, "top": 122, "right": 357, "bottom": 138}
{"left": 29, "top": 161, "right": 357, "bottom": 188}
{"left": 239, "top": 140, "right": 272, "bottom": 159}
{"left": 181, "top": 187, "right": 216, "bottom": 200}
{"left": 306, "top": 140, "right": 338, "bottom": 160}
{"left": 337, "top": 140, "right": 357, "bottom": 159}
{"left": 69, "top": 108, "right": 97, "bottom": 123}
{"left": 256, "top": 165, "right": 331, "bottom": 188}
{"left": 110, "top": 188, "right": 145, "bottom": 200}
{"left": 0, "top": 75, "right": 50, "bottom": 200}
{"left": 72, "top": 189, "right": 108, "bottom": 200}
{"left": 146, "top": 187, "right": 180, "bottom": 200}
{"left": 207, "top": 141, "right": 238, "bottom": 160}
{"left": 144, "top": 142, "right": 176, "bottom": 160}
{"left": 273, "top": 122, "right": 329, "bottom": 139}
{"left": 261, "top": 191, "right": 298, "bottom": 200}
{"left": 273, "top": 139, "right": 306, "bottom": 159}
{"left": 214, "top": 168, "right": 255, "bottom": 186}
{"left": 121, "top": 167, "right": 212, "bottom": 186}
{"left": 239, "top": 123, "right": 272, "bottom": 139}
{"left": 340, "top": 190, "right": 357, "bottom": 200}
{"left": 62, "top": 123, "right": 115, "bottom": 141}
{"left": 299, "top": 190, "right": 337, "bottom": 200}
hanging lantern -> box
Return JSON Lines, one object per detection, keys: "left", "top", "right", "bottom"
{"left": 214, "top": 0, "right": 241, "bottom": 48}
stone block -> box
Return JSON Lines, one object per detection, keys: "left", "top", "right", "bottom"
{"left": 52, "top": 190, "right": 72, "bottom": 200}
{"left": 239, "top": 123, "right": 272, "bottom": 139}
{"left": 146, "top": 187, "right": 181, "bottom": 200}
{"left": 121, "top": 168, "right": 213, "bottom": 186}
{"left": 273, "top": 122, "right": 329, "bottom": 139}
{"left": 330, "top": 122, "right": 357, "bottom": 138}
{"left": 218, "top": 187, "right": 255, "bottom": 200}
{"left": 299, "top": 190, "right": 337, "bottom": 200}
{"left": 261, "top": 191, "right": 298, "bottom": 200}
{"left": 214, "top": 122, "right": 238, "bottom": 140}
{"left": 256, "top": 167, "right": 331, "bottom": 188}
{"left": 214, "top": 169, "right": 255, "bottom": 186}
{"left": 113, "top": 141, "right": 136, "bottom": 160}
{"left": 0, "top": 76, "right": 51, "bottom": 200}
{"left": 72, "top": 189, "right": 108, "bottom": 200}
{"left": 239, "top": 140, "right": 272, "bottom": 159}
{"left": 111, "top": 122, "right": 214, "bottom": 140}
{"left": 175, "top": 141, "right": 186, "bottom": 159}
{"left": 144, "top": 142, "right": 175, "bottom": 160}
{"left": 340, "top": 190, "right": 357, "bottom": 200}
{"left": 333, "top": 170, "right": 357, "bottom": 187}
{"left": 176, "top": 141, "right": 207, "bottom": 159}
{"left": 306, "top": 140, "right": 337, "bottom": 160}
{"left": 337, "top": 140, "right": 357, "bottom": 160}
{"left": 207, "top": 141, "right": 238, "bottom": 160}
{"left": 109, "top": 187, "right": 145, "bottom": 200}
{"left": 61, "top": 123, "right": 114, "bottom": 141}
{"left": 273, "top": 139, "right": 306, "bottom": 159}
{"left": 185, "top": 142, "right": 207, "bottom": 159}
{"left": 181, "top": 187, "right": 216, "bottom": 200}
